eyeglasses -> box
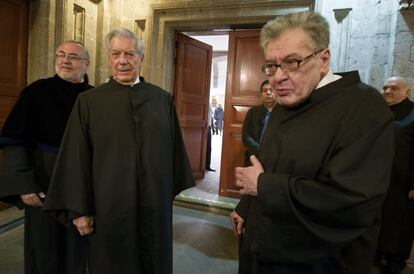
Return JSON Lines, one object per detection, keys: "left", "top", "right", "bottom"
{"left": 55, "top": 52, "right": 87, "bottom": 62}
{"left": 261, "top": 49, "right": 324, "bottom": 76}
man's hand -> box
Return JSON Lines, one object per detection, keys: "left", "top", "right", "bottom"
{"left": 73, "top": 216, "right": 94, "bottom": 236}
{"left": 230, "top": 211, "right": 245, "bottom": 238}
{"left": 408, "top": 189, "right": 414, "bottom": 200}
{"left": 235, "top": 155, "right": 264, "bottom": 196}
{"left": 20, "top": 192, "right": 45, "bottom": 207}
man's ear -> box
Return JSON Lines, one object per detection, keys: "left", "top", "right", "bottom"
{"left": 404, "top": 87, "right": 411, "bottom": 97}
{"left": 320, "top": 48, "right": 330, "bottom": 75}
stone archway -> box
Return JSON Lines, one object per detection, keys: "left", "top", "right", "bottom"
{"left": 145, "top": 0, "right": 315, "bottom": 92}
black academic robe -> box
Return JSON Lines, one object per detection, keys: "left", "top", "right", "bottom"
{"left": 377, "top": 98, "right": 414, "bottom": 255}
{"left": 0, "top": 75, "right": 92, "bottom": 274}
{"left": 242, "top": 105, "right": 267, "bottom": 166}
{"left": 43, "top": 78, "right": 195, "bottom": 274}
{"left": 235, "top": 71, "right": 394, "bottom": 274}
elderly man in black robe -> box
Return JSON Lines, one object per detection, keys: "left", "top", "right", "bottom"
{"left": 242, "top": 80, "right": 276, "bottom": 167}
{"left": 43, "top": 28, "right": 194, "bottom": 274}
{"left": 230, "top": 12, "right": 394, "bottom": 274}
{"left": 0, "top": 40, "right": 92, "bottom": 274}
{"left": 375, "top": 76, "right": 414, "bottom": 274}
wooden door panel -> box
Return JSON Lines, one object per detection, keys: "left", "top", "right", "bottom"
{"left": 0, "top": 97, "right": 17, "bottom": 128}
{"left": 0, "top": 0, "right": 28, "bottom": 97}
{"left": 219, "top": 30, "right": 266, "bottom": 198}
{"left": 0, "top": 0, "right": 28, "bottom": 210}
{"left": 174, "top": 33, "right": 212, "bottom": 180}
{"left": 232, "top": 36, "right": 267, "bottom": 99}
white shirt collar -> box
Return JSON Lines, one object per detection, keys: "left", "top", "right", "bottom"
{"left": 132, "top": 76, "right": 140, "bottom": 86}
{"left": 316, "top": 70, "right": 342, "bottom": 89}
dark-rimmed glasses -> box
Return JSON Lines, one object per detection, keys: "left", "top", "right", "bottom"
{"left": 55, "top": 52, "right": 88, "bottom": 62}
{"left": 261, "top": 49, "right": 324, "bottom": 76}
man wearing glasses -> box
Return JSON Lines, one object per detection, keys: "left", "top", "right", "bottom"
{"left": 0, "top": 41, "right": 92, "bottom": 274}
{"left": 231, "top": 12, "right": 394, "bottom": 274}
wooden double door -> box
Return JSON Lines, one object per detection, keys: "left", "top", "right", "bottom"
{"left": 174, "top": 30, "right": 266, "bottom": 198}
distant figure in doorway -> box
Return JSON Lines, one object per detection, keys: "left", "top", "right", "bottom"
{"left": 375, "top": 76, "right": 414, "bottom": 274}
{"left": 206, "top": 104, "right": 215, "bottom": 172}
{"left": 242, "top": 80, "right": 276, "bottom": 166}
{"left": 211, "top": 98, "right": 218, "bottom": 135}
{"left": 214, "top": 104, "right": 224, "bottom": 135}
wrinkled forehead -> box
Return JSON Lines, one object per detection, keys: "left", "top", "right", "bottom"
{"left": 384, "top": 79, "right": 404, "bottom": 89}
{"left": 261, "top": 83, "right": 271, "bottom": 90}
{"left": 109, "top": 35, "right": 138, "bottom": 51}
{"left": 56, "top": 42, "right": 84, "bottom": 55}
{"left": 265, "top": 28, "right": 315, "bottom": 58}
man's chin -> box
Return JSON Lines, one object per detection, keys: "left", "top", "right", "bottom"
{"left": 277, "top": 96, "right": 305, "bottom": 108}
{"left": 114, "top": 75, "right": 135, "bottom": 85}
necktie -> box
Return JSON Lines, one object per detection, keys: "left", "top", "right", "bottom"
{"left": 259, "top": 111, "right": 271, "bottom": 146}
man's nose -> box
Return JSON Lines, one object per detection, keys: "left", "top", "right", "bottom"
{"left": 270, "top": 66, "right": 288, "bottom": 83}
{"left": 62, "top": 55, "right": 72, "bottom": 63}
{"left": 119, "top": 53, "right": 128, "bottom": 63}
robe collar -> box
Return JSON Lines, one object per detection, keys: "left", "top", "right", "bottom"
{"left": 316, "top": 70, "right": 342, "bottom": 90}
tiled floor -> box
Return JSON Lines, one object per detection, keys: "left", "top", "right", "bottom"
{"left": 173, "top": 206, "right": 238, "bottom": 274}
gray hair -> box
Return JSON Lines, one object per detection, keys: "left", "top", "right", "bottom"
{"left": 58, "top": 40, "right": 90, "bottom": 61}
{"left": 105, "top": 28, "right": 145, "bottom": 56}
{"left": 260, "top": 12, "right": 330, "bottom": 51}
{"left": 386, "top": 76, "right": 409, "bottom": 88}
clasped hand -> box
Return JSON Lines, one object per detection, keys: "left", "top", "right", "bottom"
{"left": 21, "top": 192, "right": 45, "bottom": 207}
{"left": 73, "top": 216, "right": 94, "bottom": 236}
{"left": 235, "top": 155, "right": 264, "bottom": 196}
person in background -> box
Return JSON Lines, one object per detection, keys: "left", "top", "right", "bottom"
{"left": 375, "top": 76, "right": 414, "bottom": 274}
{"left": 230, "top": 11, "right": 394, "bottom": 274}
{"left": 214, "top": 103, "right": 224, "bottom": 135}
{"left": 43, "top": 28, "right": 194, "bottom": 274}
{"left": 211, "top": 98, "right": 217, "bottom": 135}
{"left": 0, "top": 40, "right": 92, "bottom": 274}
{"left": 242, "top": 80, "right": 276, "bottom": 166}
{"left": 206, "top": 103, "right": 215, "bottom": 172}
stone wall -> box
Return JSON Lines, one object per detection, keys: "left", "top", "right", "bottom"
{"left": 27, "top": 0, "right": 414, "bottom": 95}
{"left": 317, "top": 0, "right": 414, "bottom": 97}
{"left": 393, "top": 9, "right": 414, "bottom": 100}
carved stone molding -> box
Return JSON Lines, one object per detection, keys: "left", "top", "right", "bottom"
{"left": 146, "top": 0, "right": 315, "bottom": 90}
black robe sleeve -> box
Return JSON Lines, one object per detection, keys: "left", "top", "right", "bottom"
{"left": 0, "top": 147, "right": 41, "bottom": 208}
{"left": 43, "top": 96, "right": 95, "bottom": 224}
{"left": 0, "top": 87, "right": 39, "bottom": 207}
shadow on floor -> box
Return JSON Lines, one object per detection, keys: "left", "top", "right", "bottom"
{"left": 173, "top": 221, "right": 237, "bottom": 260}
